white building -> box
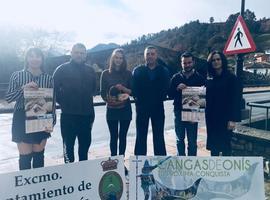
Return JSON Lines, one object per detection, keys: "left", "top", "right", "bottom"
{"left": 244, "top": 61, "right": 270, "bottom": 75}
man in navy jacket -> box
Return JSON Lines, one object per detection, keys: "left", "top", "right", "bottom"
{"left": 132, "top": 46, "right": 170, "bottom": 155}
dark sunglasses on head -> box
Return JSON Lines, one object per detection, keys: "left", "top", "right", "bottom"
{"left": 212, "top": 58, "right": 221, "bottom": 62}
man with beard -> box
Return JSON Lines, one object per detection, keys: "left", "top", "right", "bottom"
{"left": 169, "top": 52, "right": 205, "bottom": 156}
{"left": 53, "top": 43, "right": 96, "bottom": 163}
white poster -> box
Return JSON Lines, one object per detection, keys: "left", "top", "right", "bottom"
{"left": 0, "top": 156, "right": 126, "bottom": 200}
{"left": 24, "top": 88, "right": 53, "bottom": 133}
{"left": 182, "top": 86, "right": 206, "bottom": 122}
{"left": 129, "top": 156, "right": 265, "bottom": 200}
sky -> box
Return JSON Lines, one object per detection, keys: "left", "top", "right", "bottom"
{"left": 0, "top": 0, "right": 269, "bottom": 49}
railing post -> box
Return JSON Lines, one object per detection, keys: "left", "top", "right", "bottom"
{"left": 249, "top": 105, "right": 252, "bottom": 127}
{"left": 266, "top": 108, "right": 269, "bottom": 130}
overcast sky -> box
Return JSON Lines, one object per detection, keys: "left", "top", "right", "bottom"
{"left": 0, "top": 0, "right": 269, "bottom": 49}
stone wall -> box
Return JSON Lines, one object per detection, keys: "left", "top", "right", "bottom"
{"left": 231, "top": 123, "right": 270, "bottom": 180}
{"left": 232, "top": 126, "right": 270, "bottom": 160}
{"left": 231, "top": 125, "right": 270, "bottom": 159}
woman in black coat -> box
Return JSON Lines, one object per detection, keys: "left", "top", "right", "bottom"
{"left": 205, "top": 51, "right": 241, "bottom": 156}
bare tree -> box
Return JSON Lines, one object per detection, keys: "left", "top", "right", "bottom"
{"left": 0, "top": 25, "right": 73, "bottom": 82}
{"left": 20, "top": 28, "right": 73, "bottom": 57}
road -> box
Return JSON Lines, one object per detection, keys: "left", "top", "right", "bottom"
{"left": 0, "top": 92, "right": 269, "bottom": 173}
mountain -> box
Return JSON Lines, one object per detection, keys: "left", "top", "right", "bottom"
{"left": 1, "top": 10, "right": 270, "bottom": 88}
{"left": 125, "top": 10, "right": 270, "bottom": 56}
{"left": 45, "top": 10, "right": 270, "bottom": 86}
{"left": 88, "top": 43, "right": 120, "bottom": 53}
{"left": 87, "top": 43, "right": 181, "bottom": 75}
{"left": 85, "top": 43, "right": 208, "bottom": 78}
{"left": 38, "top": 10, "right": 270, "bottom": 77}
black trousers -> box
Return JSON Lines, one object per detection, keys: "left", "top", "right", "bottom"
{"left": 60, "top": 114, "right": 94, "bottom": 163}
{"left": 134, "top": 107, "right": 166, "bottom": 156}
{"left": 106, "top": 120, "right": 131, "bottom": 156}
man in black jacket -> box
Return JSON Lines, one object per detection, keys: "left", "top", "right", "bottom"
{"left": 169, "top": 52, "right": 205, "bottom": 156}
{"left": 133, "top": 46, "right": 170, "bottom": 155}
{"left": 53, "top": 43, "right": 96, "bottom": 163}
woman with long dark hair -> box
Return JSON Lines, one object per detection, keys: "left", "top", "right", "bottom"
{"left": 6, "top": 47, "right": 55, "bottom": 170}
{"left": 205, "top": 51, "right": 241, "bottom": 156}
{"left": 100, "top": 48, "right": 132, "bottom": 156}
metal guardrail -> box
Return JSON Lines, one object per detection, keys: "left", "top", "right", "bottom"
{"left": 243, "top": 90, "right": 270, "bottom": 94}
{"left": 1, "top": 89, "right": 270, "bottom": 114}
{"left": 0, "top": 99, "right": 139, "bottom": 114}
{"left": 247, "top": 101, "right": 270, "bottom": 130}
{"left": 0, "top": 83, "right": 9, "bottom": 98}
{"left": 0, "top": 102, "right": 104, "bottom": 114}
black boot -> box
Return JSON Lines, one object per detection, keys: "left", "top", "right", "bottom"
{"left": 19, "top": 153, "right": 32, "bottom": 170}
{"left": 32, "top": 150, "right": 44, "bottom": 168}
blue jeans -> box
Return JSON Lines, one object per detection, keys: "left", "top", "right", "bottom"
{"left": 174, "top": 110, "right": 198, "bottom": 156}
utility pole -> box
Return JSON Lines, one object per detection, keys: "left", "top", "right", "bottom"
{"left": 223, "top": 0, "right": 256, "bottom": 119}
{"left": 236, "top": 0, "right": 246, "bottom": 111}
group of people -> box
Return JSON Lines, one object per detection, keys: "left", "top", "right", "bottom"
{"left": 5, "top": 43, "right": 241, "bottom": 171}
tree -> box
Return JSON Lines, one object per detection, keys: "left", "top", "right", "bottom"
{"left": 209, "top": 17, "right": 214, "bottom": 24}
{"left": 225, "top": 9, "right": 257, "bottom": 34}
{"left": 244, "top": 9, "right": 256, "bottom": 21}
{"left": 0, "top": 26, "right": 24, "bottom": 82}
{"left": 20, "top": 28, "right": 73, "bottom": 57}
{"left": 0, "top": 26, "right": 73, "bottom": 82}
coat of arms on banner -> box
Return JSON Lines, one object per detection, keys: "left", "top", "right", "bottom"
{"left": 129, "top": 156, "right": 265, "bottom": 200}
{"left": 99, "top": 158, "right": 124, "bottom": 200}
{"left": 0, "top": 156, "right": 126, "bottom": 200}
{"left": 182, "top": 86, "right": 206, "bottom": 122}
{"left": 24, "top": 88, "right": 53, "bottom": 133}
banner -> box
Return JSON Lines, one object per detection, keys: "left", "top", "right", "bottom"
{"left": 0, "top": 156, "right": 126, "bottom": 200}
{"left": 182, "top": 86, "right": 206, "bottom": 122}
{"left": 129, "top": 156, "right": 264, "bottom": 200}
{"left": 24, "top": 88, "right": 53, "bottom": 133}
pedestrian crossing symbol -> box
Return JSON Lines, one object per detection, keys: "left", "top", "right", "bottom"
{"left": 224, "top": 15, "right": 256, "bottom": 55}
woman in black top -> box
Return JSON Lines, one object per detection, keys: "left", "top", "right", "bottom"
{"left": 6, "top": 48, "right": 55, "bottom": 170}
{"left": 205, "top": 51, "right": 241, "bottom": 156}
{"left": 100, "top": 48, "right": 132, "bottom": 156}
